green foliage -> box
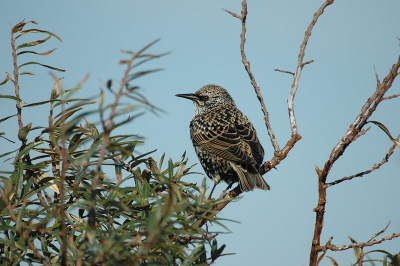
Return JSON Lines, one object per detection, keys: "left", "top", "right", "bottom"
{"left": 0, "top": 20, "right": 231, "bottom": 265}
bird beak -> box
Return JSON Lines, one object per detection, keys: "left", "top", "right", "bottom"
{"left": 175, "top": 93, "right": 199, "bottom": 101}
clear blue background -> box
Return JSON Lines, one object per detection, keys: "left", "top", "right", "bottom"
{"left": 1, "top": 1, "right": 399, "bottom": 265}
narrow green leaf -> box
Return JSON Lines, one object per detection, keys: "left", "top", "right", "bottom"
{"left": 54, "top": 107, "right": 83, "bottom": 127}
{"left": 22, "top": 176, "right": 33, "bottom": 197}
{"left": 168, "top": 159, "right": 174, "bottom": 178}
{"left": 16, "top": 35, "right": 51, "bottom": 50}
{"left": 0, "top": 72, "right": 11, "bottom": 85}
{"left": 23, "top": 164, "right": 48, "bottom": 169}
{"left": 14, "top": 141, "right": 46, "bottom": 163}
{"left": 199, "top": 244, "right": 207, "bottom": 263}
{"left": 348, "top": 236, "right": 360, "bottom": 261}
{"left": 15, "top": 161, "right": 24, "bottom": 198}
{"left": 12, "top": 20, "right": 37, "bottom": 33}
{"left": 0, "top": 114, "right": 17, "bottom": 124}
{"left": 0, "top": 149, "right": 18, "bottom": 158}
{"left": 182, "top": 244, "right": 206, "bottom": 266}
{"left": 368, "top": 121, "right": 400, "bottom": 148}
{"left": 16, "top": 29, "right": 63, "bottom": 42}
{"left": 53, "top": 98, "right": 94, "bottom": 108}
{"left": 0, "top": 133, "right": 15, "bottom": 143}
{"left": 23, "top": 99, "right": 61, "bottom": 108}
{"left": 131, "top": 52, "right": 170, "bottom": 69}
{"left": 211, "top": 244, "right": 226, "bottom": 262}
{"left": 326, "top": 256, "right": 339, "bottom": 266}
{"left": 16, "top": 200, "right": 27, "bottom": 231}
{"left": 17, "top": 48, "right": 56, "bottom": 56}
{"left": 19, "top": 71, "right": 35, "bottom": 76}
{"left": 53, "top": 101, "right": 96, "bottom": 120}
{"left": 211, "top": 239, "right": 218, "bottom": 253}
{"left": 159, "top": 153, "right": 165, "bottom": 170}
{"left": 364, "top": 249, "right": 393, "bottom": 257}
{"left": 0, "top": 95, "right": 25, "bottom": 103}
{"left": 135, "top": 38, "right": 160, "bottom": 56}
{"left": 0, "top": 225, "right": 17, "bottom": 232}
{"left": 127, "top": 68, "right": 163, "bottom": 81}
{"left": 19, "top": 61, "right": 66, "bottom": 72}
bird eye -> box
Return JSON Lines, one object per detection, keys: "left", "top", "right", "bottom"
{"left": 200, "top": 95, "right": 209, "bottom": 101}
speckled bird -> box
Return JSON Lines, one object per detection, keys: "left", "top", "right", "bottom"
{"left": 176, "top": 84, "right": 270, "bottom": 194}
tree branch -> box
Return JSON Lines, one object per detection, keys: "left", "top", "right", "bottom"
{"left": 310, "top": 29, "right": 400, "bottom": 266}
{"left": 321, "top": 233, "right": 400, "bottom": 252}
{"left": 326, "top": 134, "right": 399, "bottom": 187}
{"left": 224, "top": 0, "right": 280, "bottom": 154}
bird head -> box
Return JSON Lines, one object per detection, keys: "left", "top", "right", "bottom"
{"left": 176, "top": 84, "right": 236, "bottom": 117}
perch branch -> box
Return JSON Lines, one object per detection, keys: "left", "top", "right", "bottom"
{"left": 224, "top": 0, "right": 305, "bottom": 176}
{"left": 224, "top": 0, "right": 280, "bottom": 154}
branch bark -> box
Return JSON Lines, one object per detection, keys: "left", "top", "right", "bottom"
{"left": 310, "top": 39, "right": 400, "bottom": 266}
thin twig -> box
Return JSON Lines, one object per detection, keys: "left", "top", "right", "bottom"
{"left": 224, "top": 0, "right": 280, "bottom": 154}
{"left": 274, "top": 68, "right": 295, "bottom": 75}
{"left": 321, "top": 233, "right": 400, "bottom": 252}
{"left": 352, "top": 127, "right": 370, "bottom": 142}
{"left": 10, "top": 24, "right": 23, "bottom": 131}
{"left": 224, "top": 0, "right": 304, "bottom": 176}
{"left": 57, "top": 82, "right": 69, "bottom": 266}
{"left": 382, "top": 92, "right": 400, "bottom": 100}
{"left": 326, "top": 134, "right": 399, "bottom": 187}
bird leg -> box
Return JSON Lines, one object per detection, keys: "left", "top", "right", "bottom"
{"left": 208, "top": 183, "right": 217, "bottom": 200}
{"left": 226, "top": 182, "right": 234, "bottom": 190}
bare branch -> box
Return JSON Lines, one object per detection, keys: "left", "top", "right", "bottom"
{"left": 353, "top": 126, "right": 370, "bottom": 142}
{"left": 224, "top": 0, "right": 280, "bottom": 154}
{"left": 225, "top": 0, "right": 306, "bottom": 177}
{"left": 222, "top": 8, "right": 241, "bottom": 19}
{"left": 274, "top": 68, "right": 295, "bottom": 75}
{"left": 310, "top": 29, "right": 400, "bottom": 266}
{"left": 322, "top": 233, "right": 400, "bottom": 252}
{"left": 302, "top": 60, "right": 314, "bottom": 67}
{"left": 290, "top": 0, "right": 333, "bottom": 137}
{"left": 374, "top": 65, "right": 381, "bottom": 87}
{"left": 327, "top": 134, "right": 399, "bottom": 187}
{"left": 382, "top": 92, "right": 400, "bottom": 100}
{"left": 328, "top": 55, "right": 400, "bottom": 167}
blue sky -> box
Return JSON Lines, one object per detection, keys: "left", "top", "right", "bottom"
{"left": 1, "top": 1, "right": 400, "bottom": 265}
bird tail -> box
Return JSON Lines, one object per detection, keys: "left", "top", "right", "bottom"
{"left": 229, "top": 162, "right": 270, "bottom": 192}
{"left": 254, "top": 173, "right": 270, "bottom": 191}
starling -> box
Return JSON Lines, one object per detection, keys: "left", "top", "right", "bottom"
{"left": 176, "top": 84, "right": 270, "bottom": 193}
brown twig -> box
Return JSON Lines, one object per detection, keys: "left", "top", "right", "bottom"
{"left": 224, "top": 0, "right": 280, "bottom": 154}
{"left": 56, "top": 82, "right": 70, "bottom": 266}
{"left": 326, "top": 134, "right": 399, "bottom": 187}
{"left": 224, "top": 0, "right": 304, "bottom": 176}
{"left": 321, "top": 233, "right": 400, "bottom": 252}
{"left": 310, "top": 31, "right": 400, "bottom": 266}
{"left": 10, "top": 24, "right": 23, "bottom": 131}
{"left": 352, "top": 126, "right": 370, "bottom": 142}
{"left": 382, "top": 92, "right": 400, "bottom": 100}
{"left": 274, "top": 68, "right": 295, "bottom": 75}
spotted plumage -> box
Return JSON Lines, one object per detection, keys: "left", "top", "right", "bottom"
{"left": 176, "top": 84, "right": 270, "bottom": 192}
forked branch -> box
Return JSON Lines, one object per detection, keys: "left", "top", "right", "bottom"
{"left": 310, "top": 30, "right": 400, "bottom": 266}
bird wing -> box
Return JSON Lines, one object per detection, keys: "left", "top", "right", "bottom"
{"left": 235, "top": 122, "right": 264, "bottom": 166}
{"left": 191, "top": 122, "right": 262, "bottom": 167}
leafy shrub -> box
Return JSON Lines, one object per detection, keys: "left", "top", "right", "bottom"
{"left": 0, "top": 20, "right": 230, "bottom": 265}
